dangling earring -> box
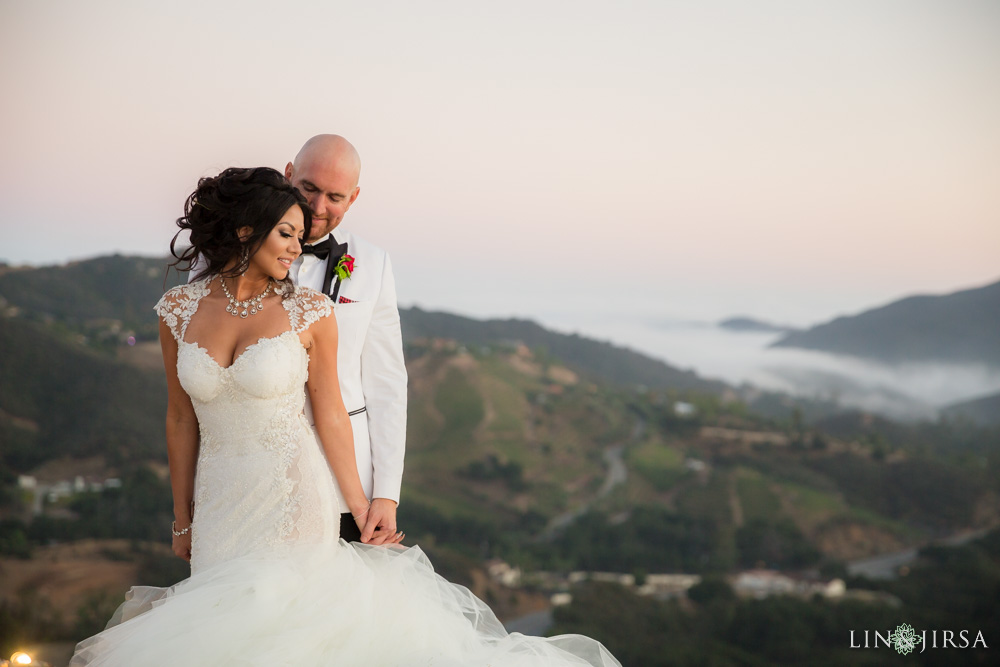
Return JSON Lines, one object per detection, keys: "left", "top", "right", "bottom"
{"left": 239, "top": 246, "right": 249, "bottom": 275}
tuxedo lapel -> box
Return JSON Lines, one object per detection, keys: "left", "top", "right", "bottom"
{"left": 321, "top": 233, "right": 350, "bottom": 300}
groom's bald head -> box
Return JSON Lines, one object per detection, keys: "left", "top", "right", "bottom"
{"left": 292, "top": 135, "right": 361, "bottom": 183}
{"left": 285, "top": 134, "right": 362, "bottom": 241}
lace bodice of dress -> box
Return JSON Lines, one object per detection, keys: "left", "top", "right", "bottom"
{"left": 155, "top": 279, "right": 341, "bottom": 572}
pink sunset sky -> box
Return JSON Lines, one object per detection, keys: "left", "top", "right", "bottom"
{"left": 1, "top": 0, "right": 998, "bottom": 327}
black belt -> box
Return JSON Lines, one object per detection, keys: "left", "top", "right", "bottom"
{"left": 347, "top": 406, "right": 367, "bottom": 417}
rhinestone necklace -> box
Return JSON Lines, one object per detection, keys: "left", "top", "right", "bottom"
{"left": 219, "top": 277, "right": 272, "bottom": 318}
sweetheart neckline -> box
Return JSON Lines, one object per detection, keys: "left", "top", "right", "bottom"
{"left": 180, "top": 330, "right": 303, "bottom": 371}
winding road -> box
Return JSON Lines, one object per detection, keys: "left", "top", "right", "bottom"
{"left": 846, "top": 527, "right": 995, "bottom": 580}
{"left": 536, "top": 418, "right": 643, "bottom": 541}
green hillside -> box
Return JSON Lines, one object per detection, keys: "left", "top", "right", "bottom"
{"left": 0, "top": 256, "right": 187, "bottom": 351}
{"left": 0, "top": 317, "right": 167, "bottom": 473}
{"left": 400, "top": 340, "right": 1000, "bottom": 572}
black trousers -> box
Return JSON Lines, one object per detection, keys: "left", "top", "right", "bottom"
{"left": 340, "top": 512, "right": 362, "bottom": 543}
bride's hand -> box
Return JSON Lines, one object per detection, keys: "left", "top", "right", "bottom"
{"left": 356, "top": 517, "right": 405, "bottom": 546}
{"left": 172, "top": 526, "right": 192, "bottom": 562}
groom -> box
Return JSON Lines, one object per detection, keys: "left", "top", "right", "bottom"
{"left": 285, "top": 135, "right": 407, "bottom": 546}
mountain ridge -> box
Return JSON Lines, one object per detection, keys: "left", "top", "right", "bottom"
{"left": 770, "top": 278, "right": 1000, "bottom": 367}
{"left": 718, "top": 316, "right": 799, "bottom": 334}
{"left": 942, "top": 390, "right": 1000, "bottom": 426}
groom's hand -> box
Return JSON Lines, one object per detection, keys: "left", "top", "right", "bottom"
{"left": 360, "top": 497, "right": 403, "bottom": 546}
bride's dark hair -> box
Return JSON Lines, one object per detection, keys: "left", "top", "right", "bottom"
{"left": 170, "top": 166, "right": 312, "bottom": 285}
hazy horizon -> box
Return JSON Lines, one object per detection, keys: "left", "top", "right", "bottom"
{"left": 3, "top": 248, "right": 997, "bottom": 333}
{"left": 6, "top": 249, "right": 999, "bottom": 418}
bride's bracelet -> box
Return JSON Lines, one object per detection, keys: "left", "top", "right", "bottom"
{"left": 352, "top": 503, "right": 372, "bottom": 521}
{"left": 172, "top": 521, "right": 191, "bottom": 537}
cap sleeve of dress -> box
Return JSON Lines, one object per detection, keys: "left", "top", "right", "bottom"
{"left": 154, "top": 280, "right": 211, "bottom": 342}
{"left": 283, "top": 286, "right": 335, "bottom": 334}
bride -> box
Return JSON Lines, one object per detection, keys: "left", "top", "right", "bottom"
{"left": 71, "top": 167, "right": 620, "bottom": 666}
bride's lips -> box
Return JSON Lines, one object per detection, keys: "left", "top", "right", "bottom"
{"left": 278, "top": 258, "right": 293, "bottom": 269}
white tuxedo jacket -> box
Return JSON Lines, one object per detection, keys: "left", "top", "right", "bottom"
{"left": 188, "top": 229, "right": 408, "bottom": 510}
{"left": 292, "top": 229, "right": 407, "bottom": 509}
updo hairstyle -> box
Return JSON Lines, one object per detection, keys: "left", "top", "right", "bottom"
{"left": 170, "top": 166, "right": 311, "bottom": 286}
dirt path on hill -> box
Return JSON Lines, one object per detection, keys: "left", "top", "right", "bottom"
{"left": 728, "top": 473, "right": 744, "bottom": 527}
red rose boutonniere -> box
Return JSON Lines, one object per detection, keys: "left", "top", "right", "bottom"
{"left": 334, "top": 254, "right": 356, "bottom": 281}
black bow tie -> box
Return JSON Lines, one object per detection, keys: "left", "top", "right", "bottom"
{"left": 301, "top": 238, "right": 333, "bottom": 260}
{"left": 317, "top": 236, "right": 350, "bottom": 298}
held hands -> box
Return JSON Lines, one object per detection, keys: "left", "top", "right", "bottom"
{"left": 356, "top": 497, "right": 404, "bottom": 546}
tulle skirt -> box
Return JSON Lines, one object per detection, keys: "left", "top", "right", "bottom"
{"left": 70, "top": 540, "right": 620, "bottom": 666}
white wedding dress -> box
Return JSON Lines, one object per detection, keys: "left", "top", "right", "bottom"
{"left": 71, "top": 280, "right": 620, "bottom": 666}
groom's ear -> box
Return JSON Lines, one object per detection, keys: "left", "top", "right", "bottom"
{"left": 284, "top": 162, "right": 294, "bottom": 180}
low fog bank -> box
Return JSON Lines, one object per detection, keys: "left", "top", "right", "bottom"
{"left": 538, "top": 313, "right": 1000, "bottom": 422}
